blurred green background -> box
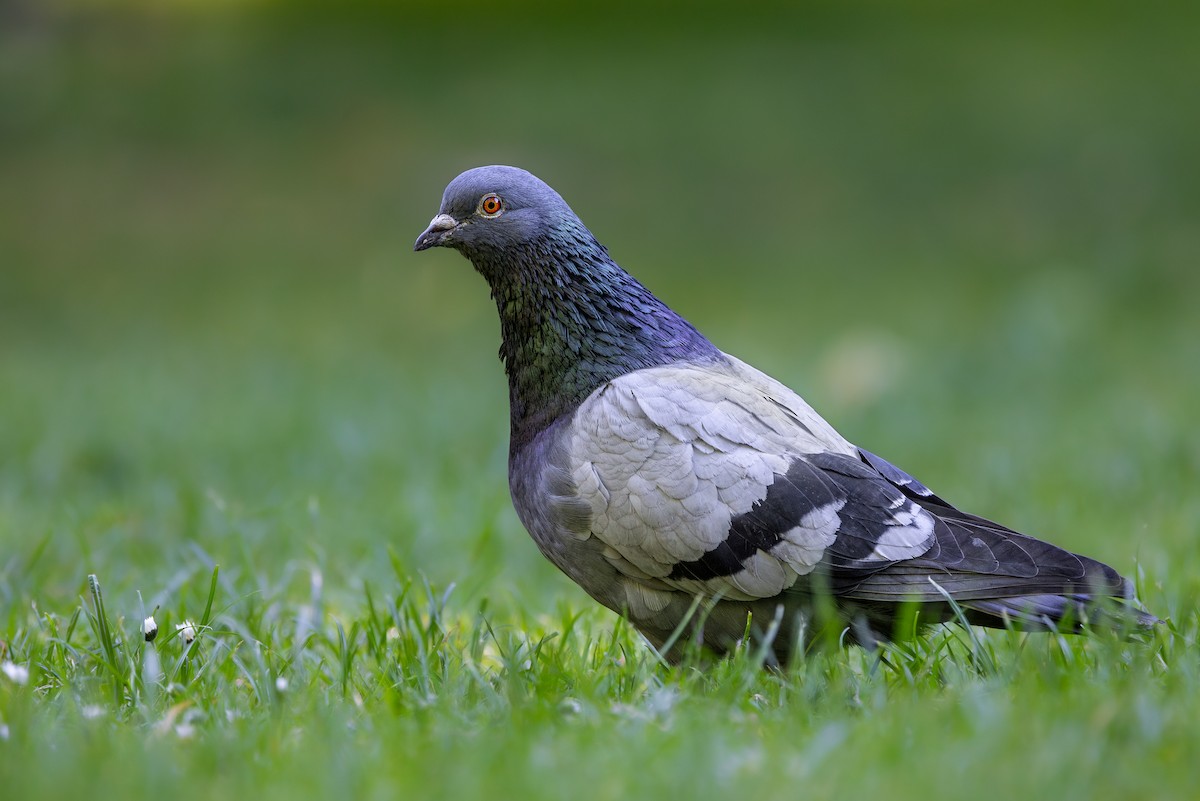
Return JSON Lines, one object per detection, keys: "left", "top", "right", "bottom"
{"left": 2, "top": 0, "right": 1197, "bottom": 615}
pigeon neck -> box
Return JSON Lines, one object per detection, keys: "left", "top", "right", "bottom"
{"left": 476, "top": 227, "right": 722, "bottom": 452}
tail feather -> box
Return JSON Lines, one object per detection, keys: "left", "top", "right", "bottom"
{"left": 962, "top": 594, "right": 1160, "bottom": 632}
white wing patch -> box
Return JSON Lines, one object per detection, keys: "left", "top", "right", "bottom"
{"left": 868, "top": 504, "right": 936, "bottom": 561}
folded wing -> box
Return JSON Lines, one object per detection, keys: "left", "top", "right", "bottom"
{"left": 562, "top": 358, "right": 1143, "bottom": 632}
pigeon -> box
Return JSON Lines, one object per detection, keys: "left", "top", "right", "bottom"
{"left": 414, "top": 165, "right": 1155, "bottom": 663}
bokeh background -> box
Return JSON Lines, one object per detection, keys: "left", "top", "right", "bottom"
{"left": 2, "top": 0, "right": 1197, "bottom": 619}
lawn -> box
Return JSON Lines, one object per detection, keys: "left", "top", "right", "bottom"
{"left": 2, "top": 4, "right": 1199, "bottom": 799}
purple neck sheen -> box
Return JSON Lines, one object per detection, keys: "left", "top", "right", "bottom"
{"left": 470, "top": 219, "right": 722, "bottom": 452}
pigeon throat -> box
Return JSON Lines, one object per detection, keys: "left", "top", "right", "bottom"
{"left": 476, "top": 237, "right": 721, "bottom": 450}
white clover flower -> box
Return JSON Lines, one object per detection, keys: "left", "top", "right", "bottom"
{"left": 143, "top": 615, "right": 159, "bottom": 642}
{"left": 1, "top": 661, "right": 29, "bottom": 685}
{"left": 176, "top": 620, "right": 198, "bottom": 644}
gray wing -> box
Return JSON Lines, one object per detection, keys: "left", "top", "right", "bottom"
{"left": 561, "top": 359, "right": 1134, "bottom": 623}
{"left": 563, "top": 360, "right": 938, "bottom": 602}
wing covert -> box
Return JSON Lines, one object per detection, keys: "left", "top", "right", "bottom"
{"left": 565, "top": 361, "right": 938, "bottom": 602}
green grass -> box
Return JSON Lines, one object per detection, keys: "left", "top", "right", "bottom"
{"left": 3, "top": 4, "right": 1200, "bottom": 800}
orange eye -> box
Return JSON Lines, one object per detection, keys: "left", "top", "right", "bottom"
{"left": 480, "top": 194, "right": 503, "bottom": 216}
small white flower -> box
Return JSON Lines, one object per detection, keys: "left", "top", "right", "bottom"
{"left": 81, "top": 704, "right": 106, "bottom": 720}
{"left": 1, "top": 661, "right": 29, "bottom": 685}
{"left": 275, "top": 676, "right": 289, "bottom": 692}
{"left": 142, "top": 615, "right": 159, "bottom": 642}
{"left": 176, "top": 620, "right": 198, "bottom": 644}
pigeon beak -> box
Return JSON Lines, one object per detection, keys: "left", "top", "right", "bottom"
{"left": 413, "top": 213, "right": 459, "bottom": 252}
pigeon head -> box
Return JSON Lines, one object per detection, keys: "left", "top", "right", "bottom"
{"left": 413, "top": 165, "right": 573, "bottom": 262}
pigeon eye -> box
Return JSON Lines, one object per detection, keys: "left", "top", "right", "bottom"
{"left": 480, "top": 194, "right": 503, "bottom": 217}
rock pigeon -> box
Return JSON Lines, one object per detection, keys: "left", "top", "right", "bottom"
{"left": 414, "top": 165, "right": 1154, "bottom": 663}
